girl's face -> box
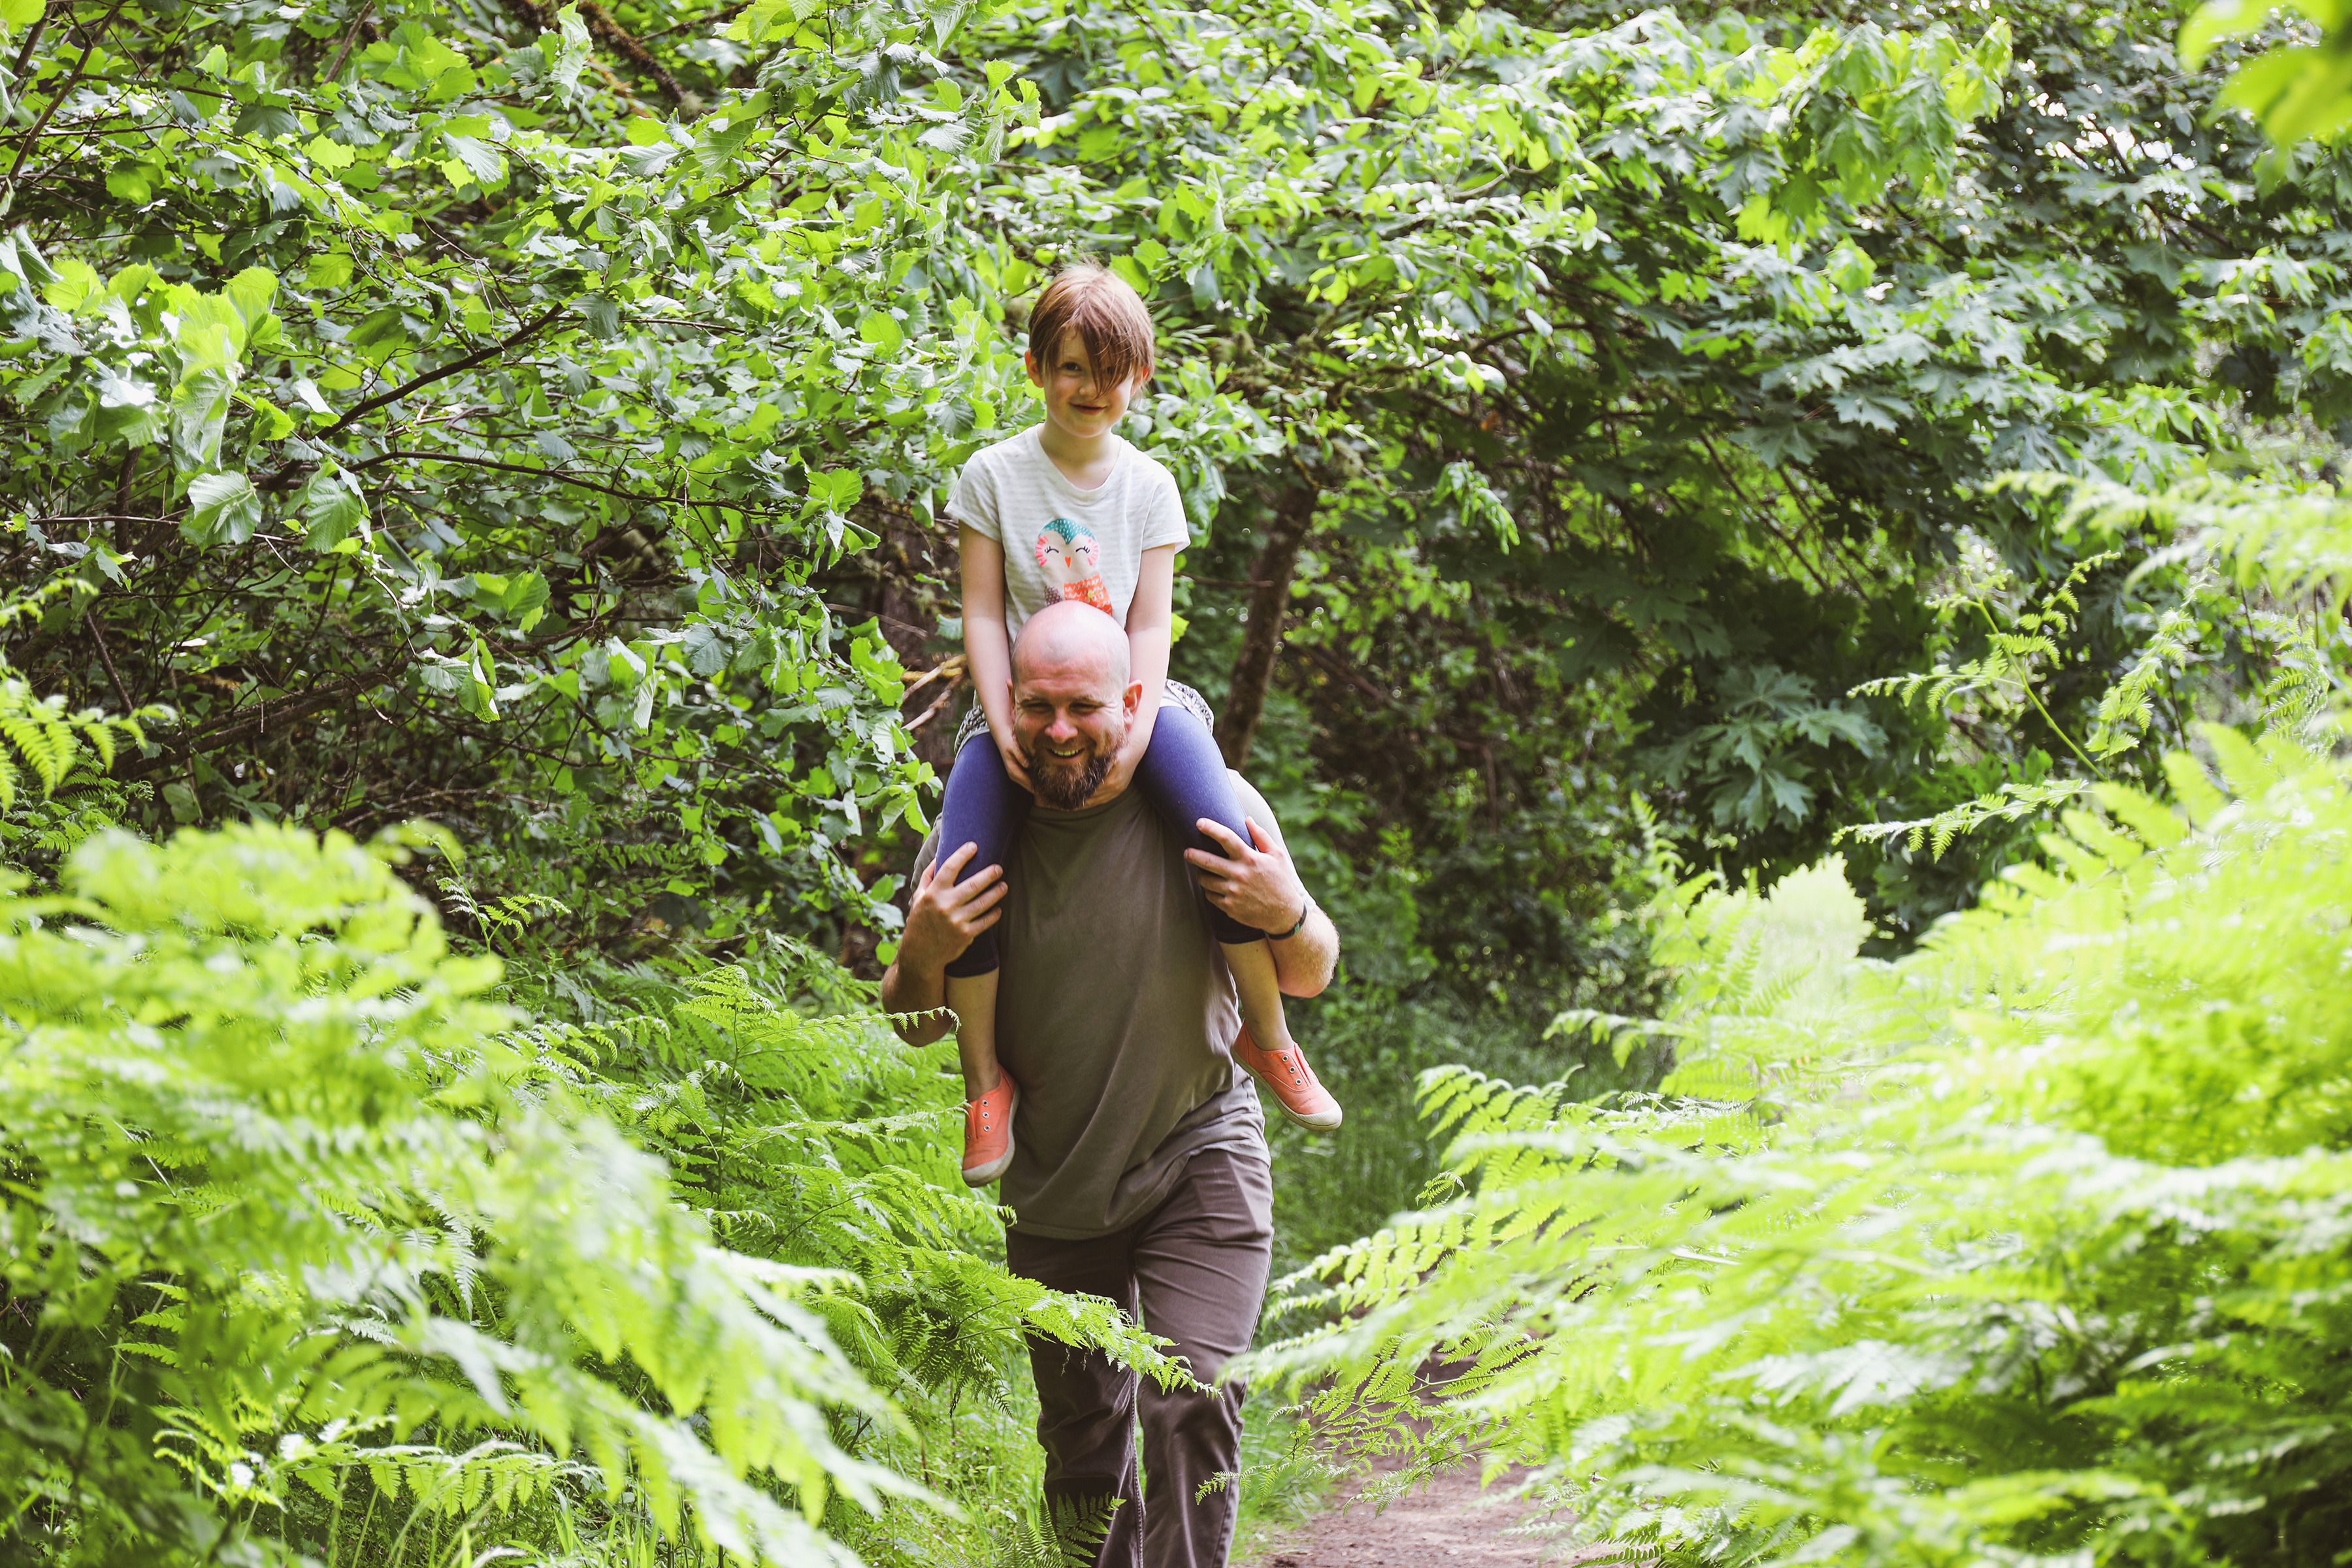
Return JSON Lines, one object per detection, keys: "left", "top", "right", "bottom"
{"left": 1026, "top": 331, "right": 1147, "bottom": 445}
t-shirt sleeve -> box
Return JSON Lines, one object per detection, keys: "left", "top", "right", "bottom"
{"left": 945, "top": 450, "right": 1002, "bottom": 544}
{"left": 1135, "top": 456, "right": 1192, "bottom": 551}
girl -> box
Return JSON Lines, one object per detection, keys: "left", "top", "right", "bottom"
{"left": 939, "top": 264, "right": 1341, "bottom": 1186}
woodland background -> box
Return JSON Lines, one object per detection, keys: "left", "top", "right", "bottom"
{"left": 2, "top": 0, "right": 2350, "bottom": 1560}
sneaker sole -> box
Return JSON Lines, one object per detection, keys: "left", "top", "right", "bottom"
{"left": 962, "top": 1149, "right": 1015, "bottom": 1186}
{"left": 1275, "top": 1102, "right": 1343, "bottom": 1132}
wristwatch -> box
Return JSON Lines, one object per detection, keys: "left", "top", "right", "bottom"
{"left": 1272, "top": 894, "right": 1313, "bottom": 941}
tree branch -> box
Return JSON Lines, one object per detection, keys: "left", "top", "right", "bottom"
{"left": 122, "top": 670, "right": 395, "bottom": 775}
{"left": 1217, "top": 472, "right": 1319, "bottom": 770}
{"left": 321, "top": 306, "right": 566, "bottom": 435}
{"left": 351, "top": 447, "right": 668, "bottom": 504}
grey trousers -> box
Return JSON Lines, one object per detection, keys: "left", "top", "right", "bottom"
{"left": 1005, "top": 1147, "right": 1275, "bottom": 1568}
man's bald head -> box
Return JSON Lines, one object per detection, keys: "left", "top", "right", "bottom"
{"left": 1013, "top": 599, "right": 1130, "bottom": 691}
{"left": 1009, "top": 602, "right": 1139, "bottom": 809}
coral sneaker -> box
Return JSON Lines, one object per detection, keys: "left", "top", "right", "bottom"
{"left": 1232, "top": 1027, "right": 1342, "bottom": 1130}
{"left": 961, "top": 1077, "right": 1020, "bottom": 1186}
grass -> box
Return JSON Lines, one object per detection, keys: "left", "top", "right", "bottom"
{"left": 1230, "top": 1394, "right": 1350, "bottom": 1565}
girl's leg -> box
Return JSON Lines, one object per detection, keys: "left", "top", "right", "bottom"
{"left": 1129, "top": 702, "right": 1263, "bottom": 945}
{"left": 1135, "top": 706, "right": 1337, "bottom": 1128}
{"left": 938, "top": 731, "right": 1030, "bottom": 1103}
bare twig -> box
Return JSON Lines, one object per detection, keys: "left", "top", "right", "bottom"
{"left": 904, "top": 682, "right": 959, "bottom": 732}
{"left": 899, "top": 653, "right": 966, "bottom": 701}
{"left": 2, "top": 0, "right": 133, "bottom": 203}
{"left": 86, "top": 612, "right": 135, "bottom": 713}
{"left": 321, "top": 0, "right": 374, "bottom": 83}
{"left": 350, "top": 448, "right": 668, "bottom": 504}
{"left": 321, "top": 305, "right": 566, "bottom": 434}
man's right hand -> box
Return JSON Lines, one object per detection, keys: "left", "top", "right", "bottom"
{"left": 899, "top": 841, "right": 1008, "bottom": 978}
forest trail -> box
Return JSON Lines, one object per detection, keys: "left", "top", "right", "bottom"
{"left": 1245, "top": 1462, "right": 1560, "bottom": 1567}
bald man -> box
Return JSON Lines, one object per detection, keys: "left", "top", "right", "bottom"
{"left": 882, "top": 600, "right": 1340, "bottom": 1568}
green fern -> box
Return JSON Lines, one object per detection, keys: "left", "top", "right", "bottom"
{"left": 0, "top": 811, "right": 1194, "bottom": 1568}
{"left": 1256, "top": 724, "right": 2352, "bottom": 1566}
{"left": 1844, "top": 475, "right": 2352, "bottom": 865}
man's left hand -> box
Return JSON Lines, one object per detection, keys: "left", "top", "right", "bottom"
{"left": 1186, "top": 817, "right": 1309, "bottom": 934}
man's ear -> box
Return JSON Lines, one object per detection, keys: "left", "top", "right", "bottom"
{"left": 1123, "top": 680, "right": 1143, "bottom": 719}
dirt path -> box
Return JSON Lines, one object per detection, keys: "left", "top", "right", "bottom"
{"left": 1247, "top": 1464, "right": 1552, "bottom": 1567}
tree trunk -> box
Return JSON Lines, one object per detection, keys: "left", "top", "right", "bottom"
{"left": 1217, "top": 480, "right": 1318, "bottom": 770}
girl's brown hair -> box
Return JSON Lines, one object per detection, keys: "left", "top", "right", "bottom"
{"left": 1026, "top": 265, "right": 1156, "bottom": 386}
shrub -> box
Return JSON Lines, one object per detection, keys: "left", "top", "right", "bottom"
{"left": 0, "top": 822, "right": 1162, "bottom": 1565}
{"left": 1266, "top": 727, "right": 2352, "bottom": 1565}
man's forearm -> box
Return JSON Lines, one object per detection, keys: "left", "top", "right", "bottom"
{"left": 1271, "top": 907, "right": 1337, "bottom": 998}
{"left": 880, "top": 958, "right": 955, "bottom": 1045}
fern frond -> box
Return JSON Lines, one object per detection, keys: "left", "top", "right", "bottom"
{"left": 1254, "top": 723, "right": 2352, "bottom": 1568}
{"left": 1837, "top": 777, "right": 2095, "bottom": 859}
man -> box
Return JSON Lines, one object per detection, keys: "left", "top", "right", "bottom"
{"left": 881, "top": 600, "right": 1340, "bottom": 1568}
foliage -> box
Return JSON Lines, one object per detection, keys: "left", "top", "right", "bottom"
{"left": 1825, "top": 469, "right": 2344, "bottom": 932}
{"left": 0, "top": 818, "right": 1169, "bottom": 1565}
{"left": 1258, "top": 467, "right": 2352, "bottom": 1561}
{"left": 6, "top": 0, "right": 2352, "bottom": 1554}
{"left": 3, "top": 0, "right": 2270, "bottom": 988}
{"left": 0, "top": 0, "right": 1073, "bottom": 951}
{"left": 2183, "top": 0, "right": 2352, "bottom": 149}
{"left": 1264, "top": 724, "right": 2352, "bottom": 1564}
{"left": 915, "top": 0, "right": 2352, "bottom": 974}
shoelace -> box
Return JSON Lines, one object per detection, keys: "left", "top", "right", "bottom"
{"left": 1261, "top": 1047, "right": 1309, "bottom": 1090}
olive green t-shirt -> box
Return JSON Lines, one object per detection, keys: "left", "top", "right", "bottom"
{"left": 919, "top": 787, "right": 1266, "bottom": 1240}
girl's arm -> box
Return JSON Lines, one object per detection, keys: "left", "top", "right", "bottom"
{"left": 960, "top": 527, "right": 1030, "bottom": 788}
{"left": 1115, "top": 544, "right": 1178, "bottom": 781}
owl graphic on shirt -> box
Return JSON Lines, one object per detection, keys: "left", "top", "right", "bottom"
{"left": 1034, "top": 517, "right": 1115, "bottom": 615}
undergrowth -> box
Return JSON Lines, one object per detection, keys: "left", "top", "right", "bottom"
{"left": 1263, "top": 726, "right": 2352, "bottom": 1565}
{"left": 0, "top": 805, "right": 1177, "bottom": 1565}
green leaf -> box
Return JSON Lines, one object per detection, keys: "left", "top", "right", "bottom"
{"left": 42, "top": 258, "right": 101, "bottom": 313}
{"left": 502, "top": 571, "right": 550, "bottom": 624}
{"left": 442, "top": 132, "right": 507, "bottom": 188}
{"left": 857, "top": 310, "right": 904, "bottom": 354}
{"left": 104, "top": 163, "right": 157, "bottom": 204}
{"left": 223, "top": 267, "right": 278, "bottom": 331}
{"left": 544, "top": 4, "right": 591, "bottom": 95}
{"left": 184, "top": 470, "right": 261, "bottom": 546}
{"left": 806, "top": 470, "right": 861, "bottom": 513}
{"left": 301, "top": 474, "right": 367, "bottom": 550}
{"left": 346, "top": 305, "right": 412, "bottom": 351}
{"left": 171, "top": 368, "right": 236, "bottom": 472}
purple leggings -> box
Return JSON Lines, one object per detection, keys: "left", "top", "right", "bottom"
{"left": 938, "top": 702, "right": 1262, "bottom": 977}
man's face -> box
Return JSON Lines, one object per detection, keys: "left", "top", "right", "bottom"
{"left": 1013, "top": 653, "right": 1135, "bottom": 810}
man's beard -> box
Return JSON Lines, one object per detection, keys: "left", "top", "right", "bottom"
{"left": 1024, "top": 730, "right": 1119, "bottom": 810}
